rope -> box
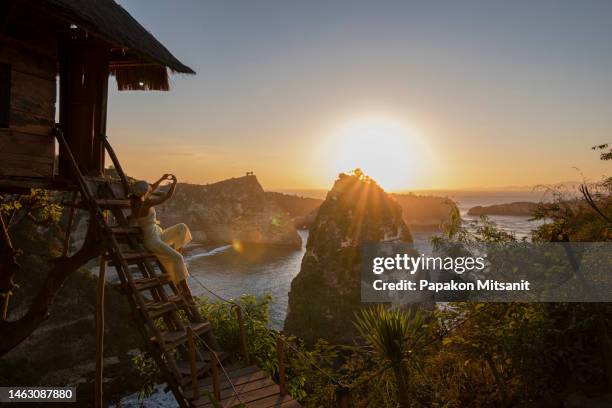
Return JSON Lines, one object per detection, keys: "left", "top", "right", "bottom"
{"left": 188, "top": 274, "right": 240, "bottom": 309}
{"left": 190, "top": 329, "right": 248, "bottom": 407}
{"left": 187, "top": 273, "right": 348, "bottom": 388}
{"left": 271, "top": 331, "right": 346, "bottom": 388}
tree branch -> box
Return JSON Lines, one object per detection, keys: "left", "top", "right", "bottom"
{"left": 0, "top": 219, "right": 102, "bottom": 356}
{"left": 0, "top": 214, "right": 19, "bottom": 320}
{"left": 580, "top": 183, "right": 612, "bottom": 225}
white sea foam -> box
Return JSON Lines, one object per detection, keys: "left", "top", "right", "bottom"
{"left": 184, "top": 244, "right": 232, "bottom": 262}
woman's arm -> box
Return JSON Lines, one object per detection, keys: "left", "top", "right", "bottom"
{"left": 149, "top": 174, "right": 171, "bottom": 193}
{"left": 147, "top": 175, "right": 177, "bottom": 206}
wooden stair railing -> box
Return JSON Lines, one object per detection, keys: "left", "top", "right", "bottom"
{"left": 54, "top": 127, "right": 302, "bottom": 408}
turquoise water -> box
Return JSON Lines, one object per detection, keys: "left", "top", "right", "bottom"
{"left": 185, "top": 230, "right": 308, "bottom": 328}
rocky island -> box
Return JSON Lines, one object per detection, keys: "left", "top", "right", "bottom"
{"left": 284, "top": 172, "right": 416, "bottom": 344}
{"left": 155, "top": 175, "right": 302, "bottom": 248}
{"left": 467, "top": 201, "right": 538, "bottom": 216}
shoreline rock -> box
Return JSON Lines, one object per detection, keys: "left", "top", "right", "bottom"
{"left": 467, "top": 201, "right": 538, "bottom": 216}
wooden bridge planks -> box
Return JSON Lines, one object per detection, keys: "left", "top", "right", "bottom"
{"left": 188, "top": 364, "right": 301, "bottom": 408}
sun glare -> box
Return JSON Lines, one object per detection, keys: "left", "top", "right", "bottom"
{"left": 323, "top": 117, "right": 430, "bottom": 191}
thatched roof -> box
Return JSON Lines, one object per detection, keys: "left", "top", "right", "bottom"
{"left": 40, "top": 0, "right": 195, "bottom": 90}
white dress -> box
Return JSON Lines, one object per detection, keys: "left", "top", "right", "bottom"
{"left": 136, "top": 207, "right": 193, "bottom": 284}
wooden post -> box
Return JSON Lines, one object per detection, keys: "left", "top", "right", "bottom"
{"left": 276, "top": 333, "right": 286, "bottom": 396}
{"left": 0, "top": 214, "right": 17, "bottom": 321}
{"left": 336, "top": 386, "right": 351, "bottom": 408}
{"left": 210, "top": 351, "right": 221, "bottom": 402}
{"left": 186, "top": 327, "right": 199, "bottom": 401}
{"left": 95, "top": 255, "right": 106, "bottom": 408}
{"left": 235, "top": 306, "right": 250, "bottom": 364}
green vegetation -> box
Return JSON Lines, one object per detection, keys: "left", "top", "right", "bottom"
{"left": 354, "top": 306, "right": 426, "bottom": 407}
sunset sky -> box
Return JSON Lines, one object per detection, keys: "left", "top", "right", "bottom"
{"left": 108, "top": 0, "right": 612, "bottom": 191}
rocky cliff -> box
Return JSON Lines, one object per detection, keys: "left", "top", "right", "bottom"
{"left": 284, "top": 172, "right": 414, "bottom": 344}
{"left": 155, "top": 175, "right": 302, "bottom": 248}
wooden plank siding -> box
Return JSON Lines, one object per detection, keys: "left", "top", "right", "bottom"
{"left": 0, "top": 38, "right": 57, "bottom": 179}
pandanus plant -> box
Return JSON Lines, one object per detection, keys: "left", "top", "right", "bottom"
{"left": 354, "top": 305, "right": 425, "bottom": 408}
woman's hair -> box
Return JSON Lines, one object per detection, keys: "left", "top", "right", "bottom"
{"left": 130, "top": 180, "right": 151, "bottom": 198}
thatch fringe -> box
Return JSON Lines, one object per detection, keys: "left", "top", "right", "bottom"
{"left": 43, "top": 0, "right": 195, "bottom": 74}
{"left": 110, "top": 65, "right": 169, "bottom": 91}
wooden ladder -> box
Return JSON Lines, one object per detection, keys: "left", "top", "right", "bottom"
{"left": 55, "top": 128, "right": 301, "bottom": 408}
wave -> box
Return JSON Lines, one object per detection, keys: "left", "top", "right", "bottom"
{"left": 185, "top": 244, "right": 232, "bottom": 262}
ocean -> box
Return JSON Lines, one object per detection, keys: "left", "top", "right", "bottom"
{"left": 184, "top": 191, "right": 549, "bottom": 329}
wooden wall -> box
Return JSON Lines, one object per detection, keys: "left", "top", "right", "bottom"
{"left": 58, "top": 37, "right": 108, "bottom": 177}
{"left": 0, "top": 18, "right": 57, "bottom": 179}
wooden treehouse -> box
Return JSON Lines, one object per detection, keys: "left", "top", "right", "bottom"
{"left": 0, "top": 1, "right": 302, "bottom": 407}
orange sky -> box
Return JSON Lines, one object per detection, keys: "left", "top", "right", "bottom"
{"left": 107, "top": 0, "right": 612, "bottom": 192}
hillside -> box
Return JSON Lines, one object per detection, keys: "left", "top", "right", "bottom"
{"left": 390, "top": 193, "right": 457, "bottom": 228}
{"left": 155, "top": 175, "right": 302, "bottom": 247}
{"left": 264, "top": 192, "right": 323, "bottom": 217}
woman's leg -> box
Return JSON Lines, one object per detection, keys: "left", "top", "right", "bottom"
{"left": 147, "top": 242, "right": 189, "bottom": 284}
{"left": 152, "top": 225, "right": 194, "bottom": 302}
{"left": 160, "top": 223, "right": 193, "bottom": 251}
{"left": 178, "top": 279, "right": 196, "bottom": 304}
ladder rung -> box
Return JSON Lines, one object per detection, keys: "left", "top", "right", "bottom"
{"left": 166, "top": 294, "right": 200, "bottom": 309}
{"left": 111, "top": 226, "right": 141, "bottom": 235}
{"left": 133, "top": 275, "right": 170, "bottom": 291}
{"left": 141, "top": 300, "right": 177, "bottom": 319}
{"left": 109, "top": 253, "right": 157, "bottom": 267}
{"left": 151, "top": 322, "right": 211, "bottom": 349}
{"left": 176, "top": 360, "right": 212, "bottom": 377}
{"left": 167, "top": 294, "right": 183, "bottom": 303}
{"left": 96, "top": 198, "right": 131, "bottom": 208}
{"left": 121, "top": 252, "right": 158, "bottom": 263}
{"left": 177, "top": 351, "right": 230, "bottom": 380}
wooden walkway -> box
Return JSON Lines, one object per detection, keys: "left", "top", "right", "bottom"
{"left": 186, "top": 365, "right": 301, "bottom": 407}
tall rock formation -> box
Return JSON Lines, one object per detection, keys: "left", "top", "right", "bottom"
{"left": 284, "top": 172, "right": 414, "bottom": 344}
{"left": 155, "top": 175, "right": 301, "bottom": 248}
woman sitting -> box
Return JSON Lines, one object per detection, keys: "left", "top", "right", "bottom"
{"left": 129, "top": 174, "right": 195, "bottom": 302}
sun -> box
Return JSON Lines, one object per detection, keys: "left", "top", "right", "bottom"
{"left": 323, "top": 116, "right": 430, "bottom": 191}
